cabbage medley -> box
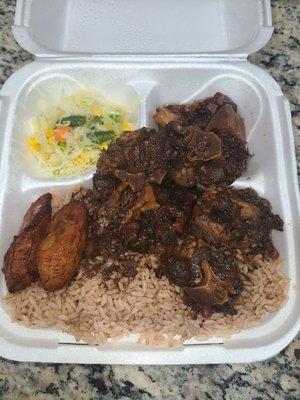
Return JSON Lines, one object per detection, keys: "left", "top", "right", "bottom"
{"left": 27, "top": 90, "right": 134, "bottom": 177}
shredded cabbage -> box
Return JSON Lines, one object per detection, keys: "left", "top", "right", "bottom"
{"left": 27, "top": 90, "right": 135, "bottom": 178}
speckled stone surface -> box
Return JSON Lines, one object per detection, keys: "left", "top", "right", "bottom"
{"left": 0, "top": 0, "right": 299, "bottom": 399}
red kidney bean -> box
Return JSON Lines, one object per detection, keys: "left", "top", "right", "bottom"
{"left": 200, "top": 304, "right": 213, "bottom": 318}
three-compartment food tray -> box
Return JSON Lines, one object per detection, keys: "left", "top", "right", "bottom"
{"left": 0, "top": 0, "right": 299, "bottom": 364}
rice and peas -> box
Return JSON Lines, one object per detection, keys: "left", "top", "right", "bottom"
{"left": 5, "top": 192, "right": 289, "bottom": 347}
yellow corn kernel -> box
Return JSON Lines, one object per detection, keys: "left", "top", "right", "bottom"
{"left": 91, "top": 106, "right": 102, "bottom": 116}
{"left": 79, "top": 151, "right": 89, "bottom": 162}
{"left": 100, "top": 143, "right": 109, "bottom": 151}
{"left": 75, "top": 151, "right": 90, "bottom": 166}
{"left": 45, "top": 127, "right": 54, "bottom": 145}
{"left": 46, "top": 127, "right": 54, "bottom": 138}
{"left": 75, "top": 155, "right": 85, "bottom": 166}
{"left": 121, "top": 121, "right": 133, "bottom": 131}
{"left": 28, "top": 137, "right": 41, "bottom": 152}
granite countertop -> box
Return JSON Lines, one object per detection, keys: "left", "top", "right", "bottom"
{"left": 0, "top": 0, "right": 299, "bottom": 399}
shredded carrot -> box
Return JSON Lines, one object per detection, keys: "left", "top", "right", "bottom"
{"left": 53, "top": 125, "right": 71, "bottom": 142}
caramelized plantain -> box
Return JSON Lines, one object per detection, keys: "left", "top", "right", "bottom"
{"left": 37, "top": 201, "right": 87, "bottom": 291}
{"left": 3, "top": 193, "right": 52, "bottom": 293}
{"left": 20, "top": 193, "right": 52, "bottom": 233}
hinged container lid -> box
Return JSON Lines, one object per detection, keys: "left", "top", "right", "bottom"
{"left": 13, "top": 0, "right": 273, "bottom": 58}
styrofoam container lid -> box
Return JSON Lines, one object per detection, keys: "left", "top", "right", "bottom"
{"left": 13, "top": 0, "right": 273, "bottom": 57}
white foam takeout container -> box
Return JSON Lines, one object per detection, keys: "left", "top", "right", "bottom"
{"left": 0, "top": 0, "right": 299, "bottom": 364}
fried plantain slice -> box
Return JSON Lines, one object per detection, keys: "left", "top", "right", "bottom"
{"left": 20, "top": 193, "right": 52, "bottom": 233}
{"left": 37, "top": 201, "right": 87, "bottom": 291}
{"left": 3, "top": 193, "right": 52, "bottom": 293}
